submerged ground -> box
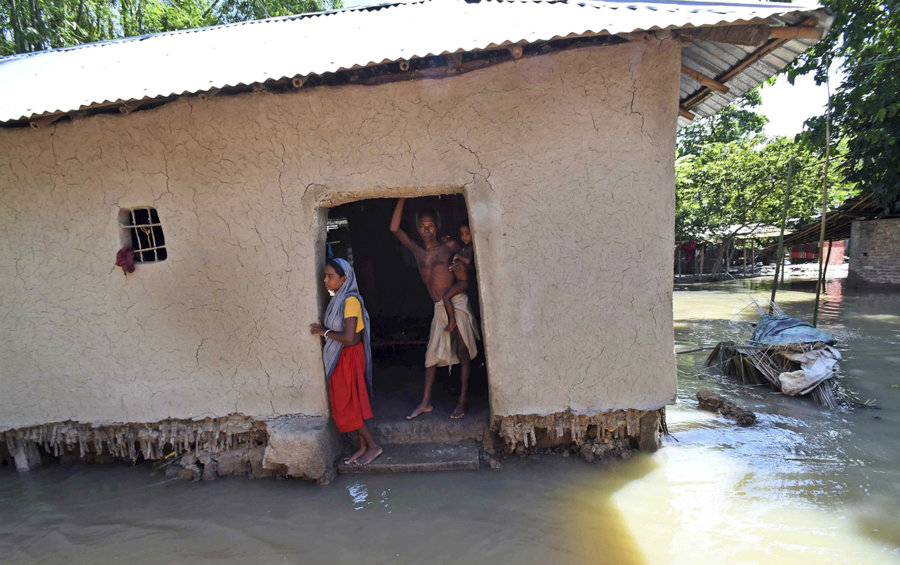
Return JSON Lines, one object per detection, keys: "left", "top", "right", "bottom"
{"left": 2, "top": 276, "right": 898, "bottom": 564}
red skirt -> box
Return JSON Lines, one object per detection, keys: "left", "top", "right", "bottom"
{"left": 329, "top": 341, "right": 373, "bottom": 433}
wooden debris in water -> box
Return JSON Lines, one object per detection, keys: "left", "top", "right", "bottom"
{"left": 696, "top": 388, "right": 757, "bottom": 426}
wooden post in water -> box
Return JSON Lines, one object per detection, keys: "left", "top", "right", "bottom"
{"left": 677, "top": 244, "right": 682, "bottom": 279}
{"left": 698, "top": 243, "right": 706, "bottom": 281}
{"left": 725, "top": 239, "right": 731, "bottom": 274}
{"left": 770, "top": 158, "right": 794, "bottom": 314}
{"left": 751, "top": 240, "right": 756, "bottom": 276}
{"left": 813, "top": 76, "right": 833, "bottom": 328}
{"left": 821, "top": 239, "right": 834, "bottom": 293}
{"left": 743, "top": 240, "right": 748, "bottom": 276}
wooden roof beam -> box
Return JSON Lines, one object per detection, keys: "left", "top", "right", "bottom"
{"left": 679, "top": 24, "right": 771, "bottom": 47}
{"left": 769, "top": 26, "right": 824, "bottom": 40}
{"left": 680, "top": 35, "right": 788, "bottom": 110}
{"left": 678, "top": 17, "right": 822, "bottom": 112}
{"left": 718, "top": 38, "right": 788, "bottom": 84}
{"left": 679, "top": 107, "right": 696, "bottom": 121}
{"left": 29, "top": 115, "right": 62, "bottom": 129}
{"left": 681, "top": 64, "right": 729, "bottom": 94}
{"left": 675, "top": 21, "right": 823, "bottom": 47}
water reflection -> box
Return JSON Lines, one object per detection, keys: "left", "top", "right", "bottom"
{"left": 347, "top": 481, "right": 369, "bottom": 509}
{"left": 1, "top": 279, "right": 898, "bottom": 563}
{"left": 345, "top": 481, "right": 392, "bottom": 514}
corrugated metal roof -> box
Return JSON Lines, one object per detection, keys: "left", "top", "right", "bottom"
{"left": 0, "top": 0, "right": 831, "bottom": 125}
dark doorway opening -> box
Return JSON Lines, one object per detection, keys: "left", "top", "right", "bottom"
{"left": 325, "top": 194, "right": 490, "bottom": 425}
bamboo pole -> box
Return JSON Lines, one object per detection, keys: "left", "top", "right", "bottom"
{"left": 780, "top": 251, "right": 787, "bottom": 286}
{"left": 821, "top": 239, "right": 834, "bottom": 292}
{"left": 675, "top": 346, "right": 716, "bottom": 355}
{"left": 770, "top": 158, "right": 794, "bottom": 313}
{"left": 813, "top": 73, "right": 833, "bottom": 327}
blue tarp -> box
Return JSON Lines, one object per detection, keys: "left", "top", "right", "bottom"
{"left": 751, "top": 314, "right": 836, "bottom": 346}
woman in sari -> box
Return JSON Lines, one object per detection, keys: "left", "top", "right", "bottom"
{"left": 309, "top": 258, "right": 381, "bottom": 466}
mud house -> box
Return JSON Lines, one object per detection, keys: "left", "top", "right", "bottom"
{"left": 0, "top": 0, "right": 830, "bottom": 480}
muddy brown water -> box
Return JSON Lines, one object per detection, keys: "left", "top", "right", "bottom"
{"left": 2, "top": 278, "right": 899, "bottom": 564}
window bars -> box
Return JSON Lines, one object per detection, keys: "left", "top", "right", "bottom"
{"left": 120, "top": 208, "right": 167, "bottom": 262}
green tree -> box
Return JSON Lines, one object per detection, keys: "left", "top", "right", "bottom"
{"left": 1, "top": 0, "right": 112, "bottom": 53}
{"left": 216, "top": 0, "right": 330, "bottom": 22}
{"left": 0, "top": 0, "right": 341, "bottom": 55}
{"left": 676, "top": 136, "right": 855, "bottom": 244}
{"left": 788, "top": 0, "right": 900, "bottom": 208}
{"left": 677, "top": 89, "right": 768, "bottom": 157}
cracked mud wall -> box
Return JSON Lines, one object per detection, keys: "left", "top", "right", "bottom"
{"left": 0, "top": 39, "right": 678, "bottom": 430}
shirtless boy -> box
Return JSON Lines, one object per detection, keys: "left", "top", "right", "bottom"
{"left": 390, "top": 198, "right": 480, "bottom": 420}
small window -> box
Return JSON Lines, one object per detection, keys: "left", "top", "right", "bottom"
{"left": 119, "top": 207, "right": 167, "bottom": 262}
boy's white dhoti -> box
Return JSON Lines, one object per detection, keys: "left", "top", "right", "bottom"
{"left": 424, "top": 293, "right": 480, "bottom": 368}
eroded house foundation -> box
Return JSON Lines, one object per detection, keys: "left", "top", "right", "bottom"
{"left": 491, "top": 409, "right": 665, "bottom": 460}
{"left": 1, "top": 408, "right": 664, "bottom": 479}
{"left": 1, "top": 414, "right": 340, "bottom": 482}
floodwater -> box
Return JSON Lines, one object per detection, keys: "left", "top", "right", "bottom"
{"left": 2, "top": 277, "right": 899, "bottom": 564}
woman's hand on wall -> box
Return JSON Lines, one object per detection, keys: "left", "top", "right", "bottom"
{"left": 310, "top": 318, "right": 327, "bottom": 337}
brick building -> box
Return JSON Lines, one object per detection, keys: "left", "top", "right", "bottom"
{"left": 848, "top": 219, "right": 900, "bottom": 288}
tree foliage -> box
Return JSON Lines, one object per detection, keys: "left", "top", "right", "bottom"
{"left": 0, "top": 0, "right": 340, "bottom": 55}
{"left": 676, "top": 136, "right": 855, "bottom": 241}
{"left": 788, "top": 0, "right": 900, "bottom": 207}
{"left": 677, "top": 89, "right": 768, "bottom": 158}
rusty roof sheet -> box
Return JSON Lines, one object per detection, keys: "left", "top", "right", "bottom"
{"left": 0, "top": 0, "right": 831, "bottom": 124}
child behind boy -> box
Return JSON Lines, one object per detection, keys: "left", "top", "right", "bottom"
{"left": 443, "top": 223, "right": 474, "bottom": 333}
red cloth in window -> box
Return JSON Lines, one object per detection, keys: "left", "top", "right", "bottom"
{"left": 328, "top": 342, "right": 373, "bottom": 433}
{"left": 116, "top": 246, "right": 135, "bottom": 274}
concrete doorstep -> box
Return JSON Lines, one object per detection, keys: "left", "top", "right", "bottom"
{"left": 337, "top": 441, "right": 480, "bottom": 474}
{"left": 368, "top": 413, "right": 488, "bottom": 445}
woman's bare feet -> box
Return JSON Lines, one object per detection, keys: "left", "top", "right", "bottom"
{"left": 355, "top": 445, "right": 383, "bottom": 466}
{"left": 450, "top": 402, "right": 467, "bottom": 419}
{"left": 344, "top": 445, "right": 366, "bottom": 465}
{"left": 406, "top": 403, "right": 433, "bottom": 420}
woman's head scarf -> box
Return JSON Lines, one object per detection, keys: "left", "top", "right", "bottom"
{"left": 321, "top": 258, "right": 373, "bottom": 395}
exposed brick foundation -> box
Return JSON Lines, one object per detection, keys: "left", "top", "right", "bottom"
{"left": 848, "top": 219, "right": 900, "bottom": 288}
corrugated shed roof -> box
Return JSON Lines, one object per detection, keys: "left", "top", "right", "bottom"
{"left": 0, "top": 0, "right": 831, "bottom": 125}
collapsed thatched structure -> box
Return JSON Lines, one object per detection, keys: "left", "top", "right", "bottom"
{"left": 706, "top": 303, "right": 844, "bottom": 409}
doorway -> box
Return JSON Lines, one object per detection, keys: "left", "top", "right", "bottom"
{"left": 325, "top": 194, "right": 490, "bottom": 424}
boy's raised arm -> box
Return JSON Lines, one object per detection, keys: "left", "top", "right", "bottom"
{"left": 390, "top": 198, "right": 417, "bottom": 251}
